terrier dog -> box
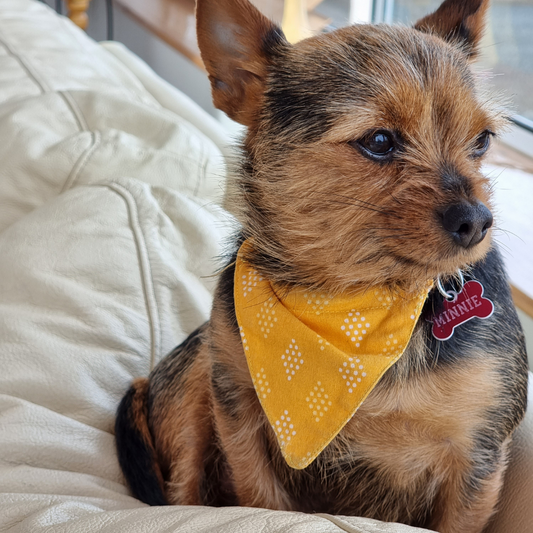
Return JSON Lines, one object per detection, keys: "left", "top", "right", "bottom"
{"left": 115, "top": 0, "right": 529, "bottom": 531}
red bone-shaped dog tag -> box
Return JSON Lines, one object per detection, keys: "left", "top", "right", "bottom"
{"left": 431, "top": 280, "right": 494, "bottom": 341}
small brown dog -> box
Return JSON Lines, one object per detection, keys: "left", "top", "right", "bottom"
{"left": 115, "top": 0, "right": 529, "bottom": 531}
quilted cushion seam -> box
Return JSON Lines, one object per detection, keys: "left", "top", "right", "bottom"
{"left": 315, "top": 514, "right": 365, "bottom": 533}
{"left": 59, "top": 90, "right": 89, "bottom": 132}
{"left": 61, "top": 131, "right": 101, "bottom": 193}
{"left": 100, "top": 182, "right": 162, "bottom": 371}
{"left": 0, "top": 32, "right": 49, "bottom": 93}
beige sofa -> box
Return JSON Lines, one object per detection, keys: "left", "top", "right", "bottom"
{"left": 0, "top": 1, "right": 530, "bottom": 531}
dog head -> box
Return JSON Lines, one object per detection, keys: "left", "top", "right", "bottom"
{"left": 197, "top": 0, "right": 505, "bottom": 293}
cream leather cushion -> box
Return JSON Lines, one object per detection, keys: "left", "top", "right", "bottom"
{"left": 0, "top": 1, "right": 529, "bottom": 532}
{"left": 0, "top": 0, "right": 227, "bottom": 234}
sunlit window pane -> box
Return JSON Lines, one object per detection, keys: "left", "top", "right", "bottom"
{"left": 391, "top": 0, "right": 533, "bottom": 122}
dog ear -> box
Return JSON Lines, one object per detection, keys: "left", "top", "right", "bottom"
{"left": 196, "top": 0, "right": 286, "bottom": 127}
{"left": 414, "top": 0, "right": 489, "bottom": 58}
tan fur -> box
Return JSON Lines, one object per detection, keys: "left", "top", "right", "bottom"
{"left": 156, "top": 350, "right": 213, "bottom": 505}
{"left": 414, "top": 0, "right": 489, "bottom": 58}
{"left": 196, "top": 0, "right": 275, "bottom": 128}
{"left": 351, "top": 358, "right": 500, "bottom": 488}
{"left": 142, "top": 305, "right": 518, "bottom": 532}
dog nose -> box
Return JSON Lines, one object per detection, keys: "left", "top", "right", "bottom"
{"left": 441, "top": 202, "right": 493, "bottom": 249}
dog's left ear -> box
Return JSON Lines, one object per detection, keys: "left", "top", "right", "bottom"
{"left": 414, "top": 0, "right": 489, "bottom": 58}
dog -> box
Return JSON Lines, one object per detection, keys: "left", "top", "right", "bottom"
{"left": 115, "top": 0, "right": 529, "bottom": 531}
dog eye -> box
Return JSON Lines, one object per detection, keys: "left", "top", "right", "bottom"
{"left": 352, "top": 130, "right": 396, "bottom": 161}
{"left": 471, "top": 130, "right": 493, "bottom": 158}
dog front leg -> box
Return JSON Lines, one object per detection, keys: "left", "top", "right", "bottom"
{"left": 152, "top": 344, "right": 214, "bottom": 506}
{"left": 429, "top": 443, "right": 509, "bottom": 533}
{"left": 164, "top": 385, "right": 213, "bottom": 505}
{"left": 211, "top": 375, "right": 293, "bottom": 510}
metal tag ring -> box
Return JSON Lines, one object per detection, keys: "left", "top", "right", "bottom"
{"left": 436, "top": 270, "right": 464, "bottom": 301}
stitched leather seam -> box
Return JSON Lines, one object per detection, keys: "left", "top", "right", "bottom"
{"left": 194, "top": 142, "right": 207, "bottom": 198}
{"left": 102, "top": 182, "right": 162, "bottom": 371}
{"left": 315, "top": 514, "right": 366, "bottom": 533}
{"left": 0, "top": 33, "right": 49, "bottom": 93}
{"left": 59, "top": 90, "right": 89, "bottom": 132}
{"left": 61, "top": 131, "right": 101, "bottom": 193}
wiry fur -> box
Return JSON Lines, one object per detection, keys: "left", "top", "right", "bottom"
{"left": 115, "top": 1, "right": 528, "bottom": 531}
{"left": 233, "top": 23, "right": 507, "bottom": 294}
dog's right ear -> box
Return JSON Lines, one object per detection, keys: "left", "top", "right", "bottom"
{"left": 196, "top": 0, "right": 286, "bottom": 127}
{"left": 414, "top": 0, "right": 489, "bottom": 58}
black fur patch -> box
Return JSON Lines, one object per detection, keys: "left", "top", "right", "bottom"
{"left": 264, "top": 58, "right": 349, "bottom": 142}
{"left": 261, "top": 25, "right": 287, "bottom": 57}
{"left": 148, "top": 324, "right": 207, "bottom": 408}
{"left": 211, "top": 361, "right": 242, "bottom": 420}
{"left": 216, "top": 256, "right": 240, "bottom": 333}
{"left": 454, "top": 22, "right": 473, "bottom": 46}
{"left": 201, "top": 440, "right": 239, "bottom": 506}
{"left": 115, "top": 386, "right": 168, "bottom": 506}
{"left": 465, "top": 427, "right": 503, "bottom": 495}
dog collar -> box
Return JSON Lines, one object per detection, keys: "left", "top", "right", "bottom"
{"left": 234, "top": 241, "right": 432, "bottom": 469}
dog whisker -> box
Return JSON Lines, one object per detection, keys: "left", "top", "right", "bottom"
{"left": 492, "top": 225, "right": 525, "bottom": 244}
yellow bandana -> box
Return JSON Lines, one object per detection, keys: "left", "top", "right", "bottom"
{"left": 234, "top": 242, "right": 431, "bottom": 469}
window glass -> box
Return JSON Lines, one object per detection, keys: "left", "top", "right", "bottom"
{"left": 315, "top": 0, "right": 352, "bottom": 27}
{"left": 391, "top": 0, "right": 533, "bottom": 122}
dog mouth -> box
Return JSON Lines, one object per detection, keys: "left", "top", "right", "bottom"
{"left": 369, "top": 205, "right": 494, "bottom": 289}
{"left": 400, "top": 222, "right": 492, "bottom": 264}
